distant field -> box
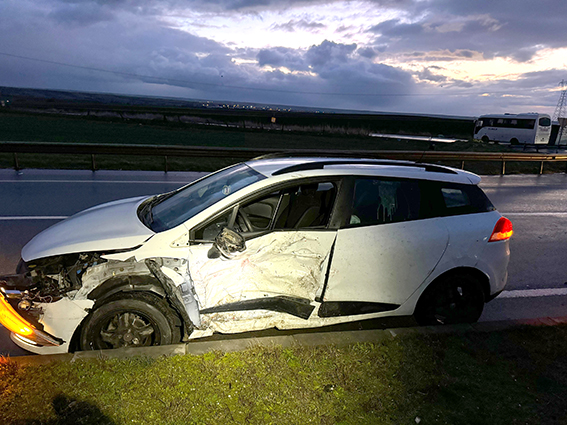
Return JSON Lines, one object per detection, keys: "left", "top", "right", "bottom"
{"left": 1, "top": 111, "right": 560, "bottom": 175}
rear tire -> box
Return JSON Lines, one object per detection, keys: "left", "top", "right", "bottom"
{"left": 481, "top": 136, "right": 490, "bottom": 143}
{"left": 414, "top": 273, "right": 485, "bottom": 326}
{"left": 510, "top": 138, "right": 519, "bottom": 145}
{"left": 79, "top": 292, "right": 180, "bottom": 350}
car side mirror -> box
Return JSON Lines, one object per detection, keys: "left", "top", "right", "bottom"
{"left": 207, "top": 227, "right": 246, "bottom": 259}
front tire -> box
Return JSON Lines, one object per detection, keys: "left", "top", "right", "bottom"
{"left": 414, "top": 273, "right": 485, "bottom": 326}
{"left": 79, "top": 292, "right": 180, "bottom": 350}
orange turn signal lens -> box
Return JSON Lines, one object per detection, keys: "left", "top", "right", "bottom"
{"left": 489, "top": 217, "right": 513, "bottom": 242}
{"left": 0, "top": 294, "right": 34, "bottom": 336}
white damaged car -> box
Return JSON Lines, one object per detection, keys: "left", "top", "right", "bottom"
{"left": 0, "top": 157, "right": 513, "bottom": 354}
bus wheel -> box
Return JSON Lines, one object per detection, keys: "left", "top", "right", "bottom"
{"left": 510, "top": 138, "right": 519, "bottom": 145}
{"left": 481, "top": 136, "right": 489, "bottom": 143}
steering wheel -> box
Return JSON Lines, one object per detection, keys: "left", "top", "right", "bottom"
{"left": 237, "top": 209, "right": 254, "bottom": 233}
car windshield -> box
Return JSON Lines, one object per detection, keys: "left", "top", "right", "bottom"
{"left": 141, "top": 163, "right": 265, "bottom": 232}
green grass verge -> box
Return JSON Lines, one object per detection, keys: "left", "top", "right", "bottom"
{"left": 2, "top": 325, "right": 567, "bottom": 424}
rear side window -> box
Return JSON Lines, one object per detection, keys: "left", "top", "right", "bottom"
{"left": 349, "top": 178, "right": 420, "bottom": 226}
{"left": 431, "top": 183, "right": 495, "bottom": 216}
{"left": 441, "top": 188, "right": 469, "bottom": 208}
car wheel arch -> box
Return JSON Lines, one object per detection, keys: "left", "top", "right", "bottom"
{"left": 413, "top": 266, "right": 489, "bottom": 326}
{"left": 86, "top": 274, "right": 168, "bottom": 304}
{"left": 75, "top": 291, "right": 183, "bottom": 351}
{"left": 426, "top": 266, "right": 491, "bottom": 301}
{"left": 68, "top": 276, "right": 188, "bottom": 352}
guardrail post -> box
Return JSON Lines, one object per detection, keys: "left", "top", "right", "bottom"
{"left": 501, "top": 160, "right": 506, "bottom": 175}
{"left": 13, "top": 153, "right": 20, "bottom": 171}
{"left": 539, "top": 161, "right": 544, "bottom": 175}
{"left": 164, "top": 156, "right": 168, "bottom": 173}
{"left": 461, "top": 160, "right": 465, "bottom": 170}
{"left": 91, "top": 154, "right": 96, "bottom": 171}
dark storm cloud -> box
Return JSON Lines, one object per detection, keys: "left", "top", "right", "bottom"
{"left": 0, "top": 0, "right": 416, "bottom": 112}
{"left": 257, "top": 47, "right": 306, "bottom": 69}
{"left": 48, "top": 2, "right": 115, "bottom": 25}
{"left": 367, "top": 0, "right": 567, "bottom": 62}
{"left": 416, "top": 68, "right": 447, "bottom": 83}
{"left": 305, "top": 40, "right": 357, "bottom": 67}
{"left": 0, "top": 0, "right": 234, "bottom": 93}
{"left": 57, "top": 0, "right": 329, "bottom": 13}
{"left": 253, "top": 40, "right": 415, "bottom": 110}
{"left": 270, "top": 19, "right": 326, "bottom": 32}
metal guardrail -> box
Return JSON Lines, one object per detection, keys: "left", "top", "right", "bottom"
{"left": 1, "top": 141, "right": 567, "bottom": 174}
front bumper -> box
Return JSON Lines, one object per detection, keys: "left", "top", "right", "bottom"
{"left": 0, "top": 290, "right": 63, "bottom": 347}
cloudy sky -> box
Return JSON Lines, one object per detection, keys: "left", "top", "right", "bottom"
{"left": 1, "top": 0, "right": 566, "bottom": 117}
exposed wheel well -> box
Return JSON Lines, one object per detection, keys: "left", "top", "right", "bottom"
{"left": 77, "top": 291, "right": 182, "bottom": 351}
{"left": 69, "top": 279, "right": 186, "bottom": 352}
{"left": 87, "top": 275, "right": 167, "bottom": 304}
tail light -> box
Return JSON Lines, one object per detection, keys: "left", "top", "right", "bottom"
{"left": 489, "top": 217, "right": 513, "bottom": 242}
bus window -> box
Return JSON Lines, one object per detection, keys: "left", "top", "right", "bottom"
{"left": 539, "top": 117, "right": 551, "bottom": 126}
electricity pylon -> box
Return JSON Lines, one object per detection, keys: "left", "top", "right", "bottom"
{"left": 552, "top": 80, "right": 567, "bottom": 145}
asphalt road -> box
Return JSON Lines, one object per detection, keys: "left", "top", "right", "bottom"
{"left": 1, "top": 169, "right": 566, "bottom": 356}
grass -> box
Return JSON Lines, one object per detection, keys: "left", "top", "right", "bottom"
{"left": 1, "top": 112, "right": 565, "bottom": 174}
{"left": 2, "top": 325, "right": 567, "bottom": 424}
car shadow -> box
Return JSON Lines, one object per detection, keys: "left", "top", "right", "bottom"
{"left": 19, "top": 395, "right": 115, "bottom": 425}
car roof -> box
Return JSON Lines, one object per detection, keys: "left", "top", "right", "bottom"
{"left": 245, "top": 157, "right": 481, "bottom": 185}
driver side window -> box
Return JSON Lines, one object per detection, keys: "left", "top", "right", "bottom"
{"left": 193, "top": 181, "right": 337, "bottom": 240}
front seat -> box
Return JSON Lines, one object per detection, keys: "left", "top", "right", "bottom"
{"left": 285, "top": 184, "right": 322, "bottom": 228}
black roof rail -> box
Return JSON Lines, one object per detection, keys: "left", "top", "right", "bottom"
{"left": 250, "top": 151, "right": 372, "bottom": 161}
{"left": 272, "top": 160, "right": 457, "bottom": 176}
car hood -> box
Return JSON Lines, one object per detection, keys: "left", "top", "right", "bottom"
{"left": 22, "top": 196, "right": 154, "bottom": 262}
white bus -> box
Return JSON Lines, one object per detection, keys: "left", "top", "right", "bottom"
{"left": 474, "top": 113, "right": 552, "bottom": 145}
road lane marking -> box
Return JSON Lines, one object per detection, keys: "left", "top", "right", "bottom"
{"left": 502, "top": 212, "right": 567, "bottom": 217}
{"left": 0, "top": 216, "right": 68, "bottom": 220}
{"left": 500, "top": 288, "right": 567, "bottom": 298}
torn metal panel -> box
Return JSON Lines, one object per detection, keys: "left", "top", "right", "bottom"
{"left": 145, "top": 258, "right": 201, "bottom": 329}
{"left": 190, "top": 231, "right": 335, "bottom": 308}
{"left": 188, "top": 303, "right": 403, "bottom": 339}
{"left": 200, "top": 295, "right": 315, "bottom": 319}
{"left": 75, "top": 257, "right": 187, "bottom": 300}
{"left": 189, "top": 231, "right": 336, "bottom": 332}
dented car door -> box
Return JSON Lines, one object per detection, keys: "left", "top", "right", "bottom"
{"left": 187, "top": 181, "right": 339, "bottom": 336}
